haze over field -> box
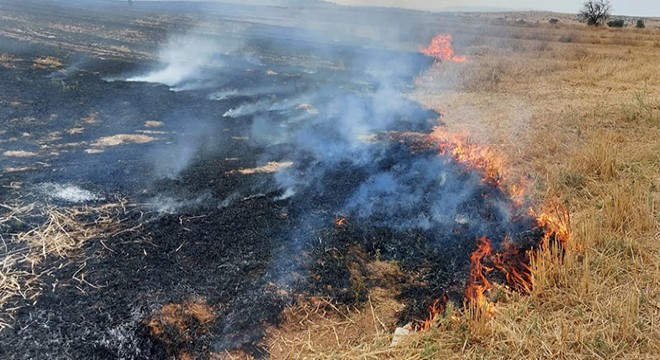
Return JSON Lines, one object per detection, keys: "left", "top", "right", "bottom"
{"left": 130, "top": 0, "right": 660, "bottom": 17}
{"left": 325, "top": 0, "right": 660, "bottom": 16}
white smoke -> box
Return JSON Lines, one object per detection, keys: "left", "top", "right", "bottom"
{"left": 127, "top": 37, "right": 220, "bottom": 87}
{"left": 38, "top": 183, "right": 104, "bottom": 203}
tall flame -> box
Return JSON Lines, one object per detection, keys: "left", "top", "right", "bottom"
{"left": 421, "top": 34, "right": 467, "bottom": 63}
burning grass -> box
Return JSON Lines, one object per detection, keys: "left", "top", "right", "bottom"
{"left": 266, "top": 18, "right": 660, "bottom": 360}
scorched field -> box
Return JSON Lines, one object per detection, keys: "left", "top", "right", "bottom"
{"left": 0, "top": 0, "right": 659, "bottom": 359}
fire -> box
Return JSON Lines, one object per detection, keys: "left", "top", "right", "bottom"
{"left": 464, "top": 237, "right": 495, "bottom": 307}
{"left": 490, "top": 237, "right": 533, "bottom": 293}
{"left": 421, "top": 34, "right": 467, "bottom": 63}
{"left": 432, "top": 128, "right": 505, "bottom": 188}
{"left": 407, "top": 124, "right": 575, "bottom": 333}
{"left": 533, "top": 204, "right": 571, "bottom": 249}
{"left": 417, "top": 297, "right": 446, "bottom": 331}
{"left": 416, "top": 128, "right": 572, "bottom": 330}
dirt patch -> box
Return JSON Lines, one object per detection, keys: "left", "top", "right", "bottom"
{"left": 3, "top": 163, "right": 51, "bottom": 173}
{"left": 91, "top": 134, "right": 156, "bottom": 147}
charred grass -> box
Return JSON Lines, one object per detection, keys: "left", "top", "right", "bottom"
{"left": 268, "top": 19, "right": 660, "bottom": 359}
{"left": 0, "top": 199, "right": 133, "bottom": 329}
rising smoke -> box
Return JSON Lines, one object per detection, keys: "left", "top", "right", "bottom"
{"left": 120, "top": 10, "right": 525, "bottom": 245}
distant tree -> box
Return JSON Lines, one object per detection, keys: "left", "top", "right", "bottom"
{"left": 579, "top": 0, "right": 611, "bottom": 26}
{"left": 636, "top": 19, "right": 646, "bottom": 28}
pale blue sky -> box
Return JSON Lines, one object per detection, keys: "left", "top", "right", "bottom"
{"left": 326, "top": 0, "right": 660, "bottom": 16}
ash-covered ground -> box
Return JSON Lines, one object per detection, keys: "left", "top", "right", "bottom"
{"left": 0, "top": 1, "right": 541, "bottom": 358}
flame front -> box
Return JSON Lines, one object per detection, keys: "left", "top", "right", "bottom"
{"left": 432, "top": 128, "right": 503, "bottom": 187}
{"left": 415, "top": 128, "right": 570, "bottom": 330}
{"left": 421, "top": 34, "right": 467, "bottom": 63}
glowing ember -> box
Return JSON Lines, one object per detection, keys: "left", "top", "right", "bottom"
{"left": 421, "top": 34, "right": 467, "bottom": 63}
{"left": 334, "top": 217, "right": 348, "bottom": 227}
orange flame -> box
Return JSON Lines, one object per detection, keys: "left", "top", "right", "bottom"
{"left": 421, "top": 34, "right": 467, "bottom": 63}
{"left": 533, "top": 204, "right": 571, "bottom": 249}
{"left": 418, "top": 297, "right": 446, "bottom": 331}
{"left": 491, "top": 237, "right": 533, "bottom": 293}
{"left": 417, "top": 128, "right": 571, "bottom": 327}
{"left": 432, "top": 128, "right": 504, "bottom": 187}
{"left": 465, "top": 236, "right": 494, "bottom": 303}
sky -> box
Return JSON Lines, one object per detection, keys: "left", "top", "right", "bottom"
{"left": 325, "top": 0, "right": 660, "bottom": 17}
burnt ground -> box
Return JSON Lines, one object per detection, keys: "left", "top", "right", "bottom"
{"left": 0, "top": 1, "right": 544, "bottom": 359}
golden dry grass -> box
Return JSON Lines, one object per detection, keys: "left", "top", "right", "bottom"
{"left": 264, "top": 18, "right": 660, "bottom": 359}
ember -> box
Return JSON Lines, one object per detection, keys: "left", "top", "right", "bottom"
{"left": 421, "top": 34, "right": 467, "bottom": 63}
{"left": 334, "top": 217, "right": 348, "bottom": 227}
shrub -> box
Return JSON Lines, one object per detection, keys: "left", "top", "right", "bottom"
{"left": 607, "top": 19, "right": 625, "bottom": 28}
{"left": 636, "top": 19, "right": 646, "bottom": 29}
{"left": 549, "top": 18, "right": 559, "bottom": 24}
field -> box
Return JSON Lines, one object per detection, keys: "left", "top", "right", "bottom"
{"left": 1, "top": 1, "right": 659, "bottom": 359}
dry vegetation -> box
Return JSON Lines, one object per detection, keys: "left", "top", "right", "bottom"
{"left": 265, "top": 17, "right": 660, "bottom": 359}
{"left": 32, "top": 56, "right": 62, "bottom": 69}
{"left": 0, "top": 201, "right": 133, "bottom": 329}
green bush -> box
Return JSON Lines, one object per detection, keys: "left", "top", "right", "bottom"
{"left": 636, "top": 19, "right": 646, "bottom": 28}
{"left": 607, "top": 19, "right": 625, "bottom": 28}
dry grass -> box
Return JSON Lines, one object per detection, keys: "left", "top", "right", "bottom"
{"left": 90, "top": 133, "right": 156, "bottom": 147}
{"left": 32, "top": 56, "right": 62, "bottom": 69}
{"left": 2, "top": 150, "right": 38, "bottom": 158}
{"left": 264, "top": 18, "right": 660, "bottom": 359}
{"left": 0, "top": 201, "right": 132, "bottom": 328}
{"left": 0, "top": 53, "right": 19, "bottom": 68}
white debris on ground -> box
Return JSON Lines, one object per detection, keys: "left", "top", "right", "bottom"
{"left": 38, "top": 183, "right": 103, "bottom": 203}
{"left": 390, "top": 323, "right": 413, "bottom": 347}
